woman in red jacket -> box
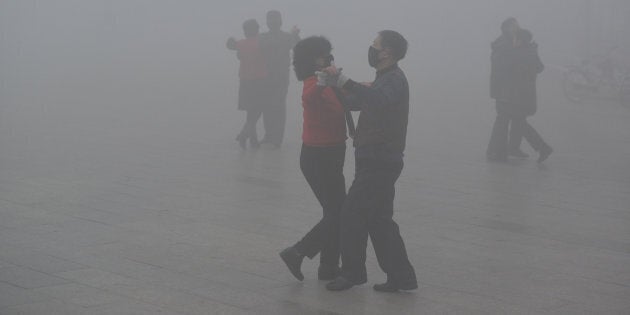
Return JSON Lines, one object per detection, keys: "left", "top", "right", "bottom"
{"left": 279, "top": 36, "right": 348, "bottom": 281}
{"left": 227, "top": 19, "right": 268, "bottom": 149}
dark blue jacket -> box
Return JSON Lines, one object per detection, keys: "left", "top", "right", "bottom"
{"left": 343, "top": 64, "right": 409, "bottom": 161}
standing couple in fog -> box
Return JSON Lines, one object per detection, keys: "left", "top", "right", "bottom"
{"left": 487, "top": 17, "right": 552, "bottom": 163}
{"left": 279, "top": 30, "right": 418, "bottom": 293}
{"left": 227, "top": 10, "right": 300, "bottom": 150}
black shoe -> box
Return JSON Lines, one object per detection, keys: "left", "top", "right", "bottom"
{"left": 326, "top": 276, "right": 362, "bottom": 291}
{"left": 317, "top": 265, "right": 341, "bottom": 281}
{"left": 373, "top": 280, "right": 418, "bottom": 293}
{"left": 509, "top": 149, "right": 529, "bottom": 158}
{"left": 537, "top": 146, "right": 552, "bottom": 163}
{"left": 279, "top": 247, "right": 304, "bottom": 281}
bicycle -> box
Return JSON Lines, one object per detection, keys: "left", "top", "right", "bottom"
{"left": 562, "top": 51, "right": 630, "bottom": 106}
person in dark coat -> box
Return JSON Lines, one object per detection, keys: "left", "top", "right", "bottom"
{"left": 507, "top": 29, "right": 552, "bottom": 163}
{"left": 227, "top": 19, "right": 268, "bottom": 149}
{"left": 487, "top": 17, "right": 525, "bottom": 161}
{"left": 279, "top": 36, "right": 347, "bottom": 282}
{"left": 321, "top": 30, "right": 418, "bottom": 293}
{"left": 258, "top": 10, "right": 300, "bottom": 148}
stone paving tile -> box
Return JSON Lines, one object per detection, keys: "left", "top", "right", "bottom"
{"left": 414, "top": 283, "right": 541, "bottom": 314}
{"left": 0, "top": 281, "right": 54, "bottom": 308}
{"left": 0, "top": 265, "right": 71, "bottom": 289}
{"left": 95, "top": 283, "right": 247, "bottom": 315}
{"left": 87, "top": 298, "right": 187, "bottom": 315}
{"left": 32, "top": 283, "right": 128, "bottom": 307}
{"left": 261, "top": 281, "right": 444, "bottom": 315}
{"left": 199, "top": 265, "right": 287, "bottom": 291}
{"left": 1, "top": 71, "right": 630, "bottom": 314}
{"left": 251, "top": 300, "right": 343, "bottom": 315}
{"left": 51, "top": 250, "right": 218, "bottom": 291}
{"left": 53, "top": 268, "right": 143, "bottom": 290}
{"left": 191, "top": 282, "right": 278, "bottom": 309}
{"left": 0, "top": 299, "right": 87, "bottom": 315}
{"left": 538, "top": 302, "right": 630, "bottom": 315}
{"left": 0, "top": 245, "right": 87, "bottom": 274}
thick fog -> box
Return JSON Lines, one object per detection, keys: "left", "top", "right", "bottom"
{"left": 2, "top": 1, "right": 629, "bottom": 160}
{"left": 2, "top": 1, "right": 629, "bottom": 199}
{"left": 2, "top": 1, "right": 630, "bottom": 313}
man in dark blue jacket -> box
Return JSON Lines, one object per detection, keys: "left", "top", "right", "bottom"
{"left": 258, "top": 10, "right": 300, "bottom": 148}
{"left": 487, "top": 17, "right": 522, "bottom": 161}
{"left": 486, "top": 18, "right": 552, "bottom": 163}
{"left": 321, "top": 30, "right": 417, "bottom": 292}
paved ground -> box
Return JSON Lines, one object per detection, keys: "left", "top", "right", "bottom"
{"left": 1, "top": 70, "right": 629, "bottom": 314}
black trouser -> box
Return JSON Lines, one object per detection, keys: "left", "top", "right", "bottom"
{"left": 339, "top": 157, "right": 416, "bottom": 285}
{"left": 487, "top": 102, "right": 549, "bottom": 158}
{"left": 487, "top": 102, "right": 511, "bottom": 159}
{"left": 261, "top": 80, "right": 288, "bottom": 146}
{"left": 238, "top": 108, "right": 262, "bottom": 143}
{"left": 509, "top": 116, "right": 549, "bottom": 153}
{"left": 294, "top": 144, "right": 346, "bottom": 267}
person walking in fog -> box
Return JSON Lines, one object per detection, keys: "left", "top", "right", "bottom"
{"left": 226, "top": 19, "right": 268, "bottom": 149}
{"left": 320, "top": 30, "right": 418, "bottom": 292}
{"left": 487, "top": 17, "right": 524, "bottom": 161}
{"left": 486, "top": 18, "right": 552, "bottom": 163}
{"left": 279, "top": 36, "right": 347, "bottom": 281}
{"left": 508, "top": 29, "right": 552, "bottom": 163}
{"left": 258, "top": 10, "right": 300, "bottom": 148}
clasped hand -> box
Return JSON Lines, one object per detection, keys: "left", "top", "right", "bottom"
{"left": 315, "top": 65, "right": 349, "bottom": 88}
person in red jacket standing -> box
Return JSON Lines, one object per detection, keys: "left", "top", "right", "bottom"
{"left": 227, "top": 19, "right": 268, "bottom": 149}
{"left": 279, "top": 36, "right": 348, "bottom": 281}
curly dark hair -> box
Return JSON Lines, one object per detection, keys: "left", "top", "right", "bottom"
{"left": 242, "top": 19, "right": 259, "bottom": 38}
{"left": 292, "top": 36, "right": 332, "bottom": 81}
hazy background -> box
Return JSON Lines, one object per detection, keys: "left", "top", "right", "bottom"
{"left": 2, "top": 3, "right": 630, "bottom": 313}
{"left": 1, "top": 0, "right": 629, "bottom": 180}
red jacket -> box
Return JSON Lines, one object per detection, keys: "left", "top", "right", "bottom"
{"left": 301, "top": 76, "right": 347, "bottom": 146}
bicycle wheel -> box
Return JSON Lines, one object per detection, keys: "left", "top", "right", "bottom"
{"left": 563, "top": 69, "right": 593, "bottom": 104}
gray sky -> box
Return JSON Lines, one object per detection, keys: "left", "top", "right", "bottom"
{"left": 1, "top": 1, "right": 628, "bottom": 159}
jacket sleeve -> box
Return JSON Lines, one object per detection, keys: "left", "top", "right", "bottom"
{"left": 534, "top": 51, "right": 544, "bottom": 74}
{"left": 344, "top": 72, "right": 404, "bottom": 109}
{"left": 227, "top": 39, "right": 243, "bottom": 60}
{"left": 526, "top": 43, "right": 544, "bottom": 74}
{"left": 226, "top": 38, "right": 237, "bottom": 50}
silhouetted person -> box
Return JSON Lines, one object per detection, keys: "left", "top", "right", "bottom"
{"left": 279, "top": 36, "right": 347, "bottom": 282}
{"left": 321, "top": 30, "right": 418, "bottom": 293}
{"left": 487, "top": 17, "right": 524, "bottom": 161}
{"left": 508, "top": 29, "right": 552, "bottom": 162}
{"left": 227, "top": 19, "right": 267, "bottom": 149}
{"left": 487, "top": 19, "right": 552, "bottom": 163}
{"left": 258, "top": 10, "right": 300, "bottom": 148}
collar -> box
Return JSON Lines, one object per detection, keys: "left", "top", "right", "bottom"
{"left": 304, "top": 75, "right": 317, "bottom": 83}
{"left": 376, "top": 63, "right": 398, "bottom": 77}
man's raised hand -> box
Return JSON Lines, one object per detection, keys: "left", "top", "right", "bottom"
{"left": 322, "top": 65, "right": 349, "bottom": 88}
